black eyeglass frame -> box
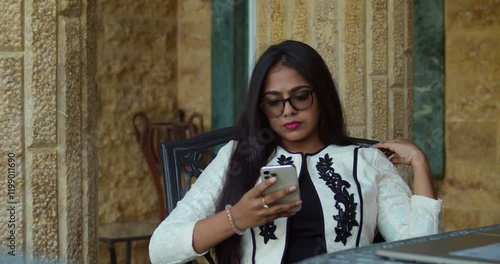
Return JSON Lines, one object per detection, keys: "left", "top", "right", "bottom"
{"left": 259, "top": 87, "right": 315, "bottom": 118}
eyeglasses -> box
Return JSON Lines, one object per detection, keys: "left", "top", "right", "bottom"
{"left": 260, "top": 87, "right": 315, "bottom": 118}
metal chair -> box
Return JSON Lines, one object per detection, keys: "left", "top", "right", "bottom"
{"left": 133, "top": 110, "right": 203, "bottom": 220}
{"left": 159, "top": 127, "right": 235, "bottom": 264}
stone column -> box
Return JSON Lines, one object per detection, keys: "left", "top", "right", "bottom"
{"left": 0, "top": 0, "right": 98, "bottom": 263}
{"left": 255, "top": 0, "right": 414, "bottom": 141}
{"left": 440, "top": 0, "right": 500, "bottom": 231}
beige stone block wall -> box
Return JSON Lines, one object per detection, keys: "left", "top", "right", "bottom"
{"left": 436, "top": 0, "right": 500, "bottom": 231}
{"left": 97, "top": 0, "right": 178, "bottom": 224}
{"left": 0, "top": 0, "right": 98, "bottom": 262}
{"left": 96, "top": 0, "right": 211, "bottom": 262}
{"left": 255, "top": 0, "right": 414, "bottom": 182}
{"left": 177, "top": 0, "right": 212, "bottom": 131}
{"left": 96, "top": 0, "right": 178, "bottom": 262}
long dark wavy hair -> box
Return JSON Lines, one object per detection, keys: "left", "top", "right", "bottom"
{"left": 214, "top": 40, "right": 352, "bottom": 263}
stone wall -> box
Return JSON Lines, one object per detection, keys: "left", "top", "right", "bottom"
{"left": 96, "top": 0, "right": 211, "bottom": 263}
{"left": 436, "top": 0, "right": 500, "bottom": 231}
{"left": 96, "top": 0, "right": 177, "bottom": 262}
{"left": 0, "top": 0, "right": 98, "bottom": 263}
{"left": 177, "top": 0, "right": 212, "bottom": 131}
{"left": 97, "top": 0, "right": 177, "bottom": 224}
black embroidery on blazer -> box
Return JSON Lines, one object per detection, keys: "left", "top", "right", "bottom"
{"left": 250, "top": 228, "right": 257, "bottom": 263}
{"left": 258, "top": 155, "right": 294, "bottom": 244}
{"left": 316, "top": 153, "right": 359, "bottom": 245}
{"left": 277, "top": 154, "right": 294, "bottom": 165}
{"left": 258, "top": 222, "right": 277, "bottom": 244}
{"left": 352, "top": 147, "right": 364, "bottom": 247}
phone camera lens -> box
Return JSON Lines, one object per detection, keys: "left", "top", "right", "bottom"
{"left": 263, "top": 171, "right": 269, "bottom": 175}
{"left": 271, "top": 173, "right": 277, "bottom": 177}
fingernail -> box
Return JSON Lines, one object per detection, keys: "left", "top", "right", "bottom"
{"left": 289, "top": 186, "right": 296, "bottom": 192}
{"left": 269, "top": 177, "right": 277, "bottom": 183}
{"left": 296, "top": 200, "right": 302, "bottom": 205}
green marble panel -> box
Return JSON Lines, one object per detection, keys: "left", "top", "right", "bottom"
{"left": 413, "top": 0, "right": 445, "bottom": 178}
{"left": 211, "top": 0, "right": 248, "bottom": 130}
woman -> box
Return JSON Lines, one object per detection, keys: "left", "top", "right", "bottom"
{"left": 149, "top": 40, "right": 442, "bottom": 264}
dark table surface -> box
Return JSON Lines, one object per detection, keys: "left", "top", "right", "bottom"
{"left": 298, "top": 224, "right": 500, "bottom": 264}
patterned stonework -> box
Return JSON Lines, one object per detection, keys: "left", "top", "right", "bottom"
{"left": 30, "top": 152, "right": 58, "bottom": 262}
{"left": 388, "top": 1, "right": 406, "bottom": 89}
{"left": 270, "top": 0, "right": 285, "bottom": 45}
{"left": 370, "top": 79, "right": 389, "bottom": 140}
{"left": 0, "top": 55, "right": 25, "bottom": 261}
{"left": 0, "top": 0, "right": 23, "bottom": 50}
{"left": 290, "top": 0, "right": 308, "bottom": 42}
{"left": 29, "top": 0, "right": 58, "bottom": 146}
{"left": 368, "top": 3, "right": 389, "bottom": 139}
{"left": 369, "top": 0, "right": 388, "bottom": 76}
{"left": 0, "top": 0, "right": 98, "bottom": 262}
{"left": 313, "top": 0, "right": 338, "bottom": 79}
{"left": 344, "top": 0, "right": 366, "bottom": 126}
{"left": 0, "top": 57, "right": 23, "bottom": 152}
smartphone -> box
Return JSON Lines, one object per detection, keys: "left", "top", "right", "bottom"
{"left": 260, "top": 164, "right": 301, "bottom": 212}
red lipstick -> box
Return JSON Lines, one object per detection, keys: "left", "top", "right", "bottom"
{"left": 284, "top": 121, "right": 302, "bottom": 130}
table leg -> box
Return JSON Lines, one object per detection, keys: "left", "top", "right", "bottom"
{"left": 105, "top": 241, "right": 117, "bottom": 264}
{"left": 126, "top": 240, "right": 132, "bottom": 264}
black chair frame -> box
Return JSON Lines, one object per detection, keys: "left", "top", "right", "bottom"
{"left": 160, "top": 126, "right": 237, "bottom": 215}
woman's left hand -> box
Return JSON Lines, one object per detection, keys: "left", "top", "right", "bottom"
{"left": 372, "top": 138, "right": 427, "bottom": 166}
{"left": 372, "top": 138, "right": 436, "bottom": 199}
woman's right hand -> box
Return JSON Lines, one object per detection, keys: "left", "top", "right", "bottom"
{"left": 230, "top": 177, "right": 302, "bottom": 230}
{"left": 192, "top": 177, "right": 302, "bottom": 254}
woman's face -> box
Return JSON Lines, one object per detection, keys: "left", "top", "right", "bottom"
{"left": 261, "top": 64, "right": 323, "bottom": 153}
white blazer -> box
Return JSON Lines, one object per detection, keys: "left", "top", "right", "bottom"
{"left": 149, "top": 141, "right": 442, "bottom": 264}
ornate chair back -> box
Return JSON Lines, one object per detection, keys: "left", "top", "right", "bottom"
{"left": 133, "top": 110, "right": 203, "bottom": 220}
{"left": 160, "top": 127, "right": 236, "bottom": 215}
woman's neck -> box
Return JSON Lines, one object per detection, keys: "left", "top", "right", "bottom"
{"left": 279, "top": 139, "right": 326, "bottom": 154}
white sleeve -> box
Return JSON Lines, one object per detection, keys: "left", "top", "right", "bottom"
{"left": 372, "top": 149, "right": 443, "bottom": 241}
{"left": 148, "top": 141, "right": 235, "bottom": 264}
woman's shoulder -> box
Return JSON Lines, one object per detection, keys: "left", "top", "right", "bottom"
{"left": 325, "top": 143, "right": 376, "bottom": 153}
{"left": 325, "top": 144, "right": 387, "bottom": 160}
{"left": 217, "top": 140, "right": 237, "bottom": 156}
